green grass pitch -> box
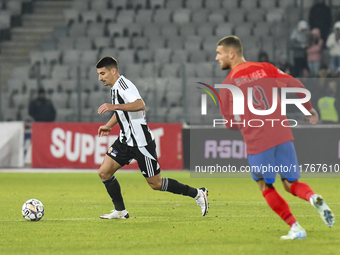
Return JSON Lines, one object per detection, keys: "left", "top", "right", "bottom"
{"left": 0, "top": 171, "right": 339, "bottom": 255}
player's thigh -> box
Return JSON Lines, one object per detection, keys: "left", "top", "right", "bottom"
{"left": 98, "top": 155, "right": 122, "bottom": 180}
{"left": 275, "top": 141, "right": 300, "bottom": 182}
{"left": 248, "top": 147, "right": 277, "bottom": 184}
{"left": 145, "top": 173, "right": 162, "bottom": 190}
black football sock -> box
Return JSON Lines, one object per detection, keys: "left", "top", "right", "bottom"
{"left": 160, "top": 178, "right": 198, "bottom": 198}
{"left": 102, "top": 175, "right": 125, "bottom": 211}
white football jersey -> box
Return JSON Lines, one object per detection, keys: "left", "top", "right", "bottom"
{"left": 111, "top": 75, "right": 154, "bottom": 147}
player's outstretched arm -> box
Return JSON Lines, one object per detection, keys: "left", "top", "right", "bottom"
{"left": 98, "top": 99, "right": 145, "bottom": 114}
{"left": 306, "top": 108, "right": 319, "bottom": 125}
{"left": 98, "top": 113, "right": 118, "bottom": 137}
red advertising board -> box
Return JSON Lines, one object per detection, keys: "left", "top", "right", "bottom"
{"left": 31, "top": 123, "right": 183, "bottom": 169}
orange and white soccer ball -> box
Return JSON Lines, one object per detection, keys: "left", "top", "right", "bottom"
{"left": 22, "top": 199, "right": 45, "bottom": 221}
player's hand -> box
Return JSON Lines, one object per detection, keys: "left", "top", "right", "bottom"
{"left": 98, "top": 125, "right": 112, "bottom": 137}
{"left": 98, "top": 103, "right": 116, "bottom": 114}
{"left": 306, "top": 108, "right": 319, "bottom": 125}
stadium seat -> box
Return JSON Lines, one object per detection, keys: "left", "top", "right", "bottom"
{"left": 221, "top": 0, "right": 239, "bottom": 10}
{"left": 132, "top": 37, "right": 148, "bottom": 49}
{"left": 63, "top": 9, "right": 80, "bottom": 25}
{"left": 165, "top": 0, "right": 183, "bottom": 10}
{"left": 240, "top": 0, "right": 259, "bottom": 9}
{"left": 0, "top": 10, "right": 11, "bottom": 29}
{"left": 183, "top": 36, "right": 202, "bottom": 51}
{"left": 58, "top": 37, "right": 75, "bottom": 50}
{"left": 188, "top": 50, "right": 207, "bottom": 63}
{"left": 166, "top": 90, "right": 183, "bottom": 107}
{"left": 112, "top": 0, "right": 128, "bottom": 9}
{"left": 149, "top": 0, "right": 165, "bottom": 9}
{"left": 113, "top": 37, "right": 131, "bottom": 50}
{"left": 6, "top": 0, "right": 22, "bottom": 15}
{"left": 197, "top": 23, "right": 215, "bottom": 37}
{"left": 75, "top": 37, "right": 94, "bottom": 50}
{"left": 81, "top": 50, "right": 98, "bottom": 65}
{"left": 154, "top": 48, "right": 172, "bottom": 64}
{"left": 208, "top": 11, "right": 226, "bottom": 24}
{"left": 179, "top": 23, "right": 196, "bottom": 37}
{"left": 136, "top": 49, "right": 154, "bottom": 63}
{"left": 184, "top": 63, "right": 197, "bottom": 77}
{"left": 130, "top": 0, "right": 147, "bottom": 10}
{"left": 69, "top": 23, "right": 87, "bottom": 37}
{"left": 253, "top": 21, "right": 271, "bottom": 36}
{"left": 107, "top": 23, "right": 125, "bottom": 37}
{"left": 204, "top": 0, "right": 221, "bottom": 10}
{"left": 100, "top": 47, "right": 118, "bottom": 59}
{"left": 259, "top": 0, "right": 277, "bottom": 9}
{"left": 61, "top": 79, "right": 78, "bottom": 93}
{"left": 119, "top": 50, "right": 135, "bottom": 63}
{"left": 173, "top": 9, "right": 191, "bottom": 24}
{"left": 196, "top": 62, "right": 214, "bottom": 78}
{"left": 167, "top": 106, "right": 184, "bottom": 122}
{"left": 215, "top": 23, "right": 234, "bottom": 38}
{"left": 89, "top": 0, "right": 109, "bottom": 11}
{"left": 160, "top": 63, "right": 181, "bottom": 77}
{"left": 7, "top": 78, "right": 25, "bottom": 95}
{"left": 185, "top": 0, "right": 203, "bottom": 10}
{"left": 227, "top": 8, "right": 246, "bottom": 23}
{"left": 43, "top": 78, "right": 60, "bottom": 94}
{"left": 30, "top": 51, "right": 44, "bottom": 65}
{"left": 87, "top": 23, "right": 105, "bottom": 37}
{"left": 192, "top": 9, "right": 209, "bottom": 24}
{"left": 153, "top": 9, "right": 172, "bottom": 24}
{"left": 143, "top": 23, "right": 161, "bottom": 37}
{"left": 81, "top": 11, "right": 98, "bottom": 23}
{"left": 135, "top": 9, "right": 153, "bottom": 23}
{"left": 166, "top": 36, "right": 184, "bottom": 49}
{"left": 62, "top": 49, "right": 82, "bottom": 65}
{"left": 55, "top": 108, "right": 75, "bottom": 122}
{"left": 43, "top": 50, "right": 61, "bottom": 65}
{"left": 124, "top": 63, "right": 142, "bottom": 78}
{"left": 171, "top": 49, "right": 189, "bottom": 63}
{"left": 93, "top": 37, "right": 112, "bottom": 49}
{"left": 141, "top": 63, "right": 160, "bottom": 78}
{"left": 246, "top": 8, "right": 266, "bottom": 23}
{"left": 234, "top": 23, "right": 253, "bottom": 37}
{"left": 72, "top": 0, "right": 89, "bottom": 11}
{"left": 266, "top": 8, "right": 284, "bottom": 23}
{"left": 116, "top": 10, "right": 135, "bottom": 23}
{"left": 51, "top": 65, "right": 71, "bottom": 80}
{"left": 98, "top": 10, "right": 116, "bottom": 23}
{"left": 277, "top": 0, "right": 296, "bottom": 8}
{"left": 126, "top": 23, "right": 142, "bottom": 37}
{"left": 161, "top": 24, "right": 178, "bottom": 37}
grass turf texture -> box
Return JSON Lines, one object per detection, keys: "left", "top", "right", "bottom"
{"left": 0, "top": 171, "right": 339, "bottom": 255}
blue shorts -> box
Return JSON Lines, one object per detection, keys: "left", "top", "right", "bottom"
{"left": 247, "top": 141, "right": 300, "bottom": 184}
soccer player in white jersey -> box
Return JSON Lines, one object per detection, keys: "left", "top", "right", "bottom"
{"left": 96, "top": 56, "right": 208, "bottom": 219}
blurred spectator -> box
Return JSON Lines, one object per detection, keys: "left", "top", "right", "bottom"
{"left": 317, "top": 86, "right": 340, "bottom": 124}
{"left": 308, "top": 0, "right": 332, "bottom": 45}
{"left": 326, "top": 22, "right": 340, "bottom": 72}
{"left": 277, "top": 54, "right": 293, "bottom": 75}
{"left": 290, "top": 20, "right": 309, "bottom": 77}
{"left": 258, "top": 51, "right": 270, "bottom": 62}
{"left": 29, "top": 88, "right": 56, "bottom": 122}
{"left": 307, "top": 28, "right": 323, "bottom": 77}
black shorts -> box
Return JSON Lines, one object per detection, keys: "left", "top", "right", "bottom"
{"left": 106, "top": 139, "right": 161, "bottom": 178}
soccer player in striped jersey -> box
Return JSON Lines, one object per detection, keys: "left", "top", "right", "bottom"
{"left": 95, "top": 57, "right": 208, "bottom": 219}
{"left": 215, "top": 36, "right": 334, "bottom": 240}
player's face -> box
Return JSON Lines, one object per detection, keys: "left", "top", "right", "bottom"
{"left": 97, "top": 67, "right": 115, "bottom": 86}
{"left": 215, "top": 45, "right": 231, "bottom": 70}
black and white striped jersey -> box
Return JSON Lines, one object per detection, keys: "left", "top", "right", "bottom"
{"left": 111, "top": 75, "right": 154, "bottom": 147}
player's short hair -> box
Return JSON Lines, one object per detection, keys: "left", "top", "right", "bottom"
{"left": 96, "top": 56, "right": 119, "bottom": 71}
{"left": 217, "top": 36, "right": 243, "bottom": 56}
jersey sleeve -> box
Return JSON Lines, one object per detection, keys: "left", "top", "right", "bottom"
{"left": 121, "top": 83, "right": 142, "bottom": 103}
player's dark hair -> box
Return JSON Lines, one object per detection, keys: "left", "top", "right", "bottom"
{"left": 217, "top": 36, "right": 243, "bottom": 56}
{"left": 96, "top": 56, "right": 119, "bottom": 71}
